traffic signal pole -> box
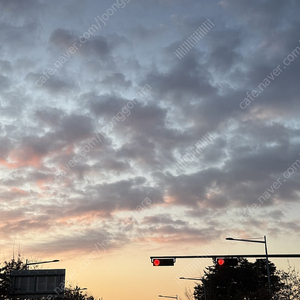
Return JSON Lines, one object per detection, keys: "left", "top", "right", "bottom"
{"left": 151, "top": 254, "right": 300, "bottom": 260}
{"left": 151, "top": 254, "right": 300, "bottom": 299}
{"left": 264, "top": 236, "right": 272, "bottom": 296}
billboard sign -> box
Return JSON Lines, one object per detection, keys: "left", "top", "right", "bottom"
{"left": 9, "top": 269, "right": 65, "bottom": 299}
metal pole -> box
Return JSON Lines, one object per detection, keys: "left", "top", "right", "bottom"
{"left": 158, "top": 295, "right": 177, "bottom": 299}
{"left": 264, "top": 236, "right": 272, "bottom": 295}
{"left": 151, "top": 254, "right": 300, "bottom": 259}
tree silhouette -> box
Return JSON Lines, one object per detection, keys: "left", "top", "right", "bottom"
{"left": 193, "top": 258, "right": 282, "bottom": 300}
{"left": 0, "top": 254, "right": 27, "bottom": 300}
{"left": 273, "top": 263, "right": 300, "bottom": 299}
{"left": 62, "top": 286, "right": 94, "bottom": 300}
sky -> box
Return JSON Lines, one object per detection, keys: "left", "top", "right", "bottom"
{"left": 1, "top": 0, "right": 300, "bottom": 299}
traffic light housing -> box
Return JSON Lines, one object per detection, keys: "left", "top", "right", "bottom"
{"left": 216, "top": 257, "right": 238, "bottom": 267}
{"left": 152, "top": 258, "right": 175, "bottom": 266}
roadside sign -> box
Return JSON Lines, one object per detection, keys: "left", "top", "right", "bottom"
{"left": 9, "top": 269, "right": 65, "bottom": 299}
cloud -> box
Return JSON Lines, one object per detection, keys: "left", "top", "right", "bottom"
{"left": 143, "top": 53, "right": 217, "bottom": 104}
{"left": 0, "top": 0, "right": 300, "bottom": 259}
{"left": 26, "top": 72, "right": 76, "bottom": 94}
{"left": 0, "top": 0, "right": 42, "bottom": 17}
{"left": 100, "top": 73, "right": 132, "bottom": 89}
{"left": 49, "top": 29, "right": 126, "bottom": 60}
{"left": 49, "top": 28, "right": 77, "bottom": 50}
{"left": 141, "top": 225, "right": 221, "bottom": 245}
{"left": 142, "top": 214, "right": 187, "bottom": 226}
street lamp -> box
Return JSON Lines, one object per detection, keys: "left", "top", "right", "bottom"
{"left": 25, "top": 259, "right": 60, "bottom": 268}
{"left": 158, "top": 294, "right": 178, "bottom": 300}
{"left": 179, "top": 278, "right": 206, "bottom": 300}
{"left": 226, "top": 236, "right": 271, "bottom": 295}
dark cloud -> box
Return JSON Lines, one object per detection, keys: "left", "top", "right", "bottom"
{"left": 131, "top": 25, "right": 166, "bottom": 41}
{"left": 85, "top": 93, "right": 129, "bottom": 117}
{"left": 143, "top": 54, "right": 216, "bottom": 104}
{"left": 221, "top": 0, "right": 296, "bottom": 32}
{"left": 142, "top": 224, "right": 222, "bottom": 245}
{"left": 0, "top": 137, "right": 12, "bottom": 160}
{"left": 0, "top": 74, "right": 11, "bottom": 91}
{"left": 0, "top": 0, "right": 42, "bottom": 17}
{"left": 0, "top": 60, "right": 13, "bottom": 73}
{"left": 0, "top": 21, "right": 41, "bottom": 53}
{"left": 26, "top": 72, "right": 76, "bottom": 94}
{"left": 75, "top": 177, "right": 164, "bottom": 215}
{"left": 49, "top": 28, "right": 77, "bottom": 50}
{"left": 100, "top": 73, "right": 132, "bottom": 89}
{"left": 28, "top": 227, "right": 130, "bottom": 256}
{"left": 35, "top": 107, "right": 65, "bottom": 128}
{"left": 49, "top": 29, "right": 126, "bottom": 61}
{"left": 160, "top": 169, "right": 226, "bottom": 207}
{"left": 58, "top": 114, "right": 94, "bottom": 142}
{"left": 143, "top": 214, "right": 187, "bottom": 226}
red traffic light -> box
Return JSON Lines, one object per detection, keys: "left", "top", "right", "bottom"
{"left": 152, "top": 258, "right": 175, "bottom": 266}
{"left": 153, "top": 259, "right": 161, "bottom": 266}
{"left": 216, "top": 257, "right": 238, "bottom": 267}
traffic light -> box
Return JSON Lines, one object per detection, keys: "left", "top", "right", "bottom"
{"left": 152, "top": 258, "right": 175, "bottom": 266}
{"left": 216, "top": 257, "right": 238, "bottom": 266}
